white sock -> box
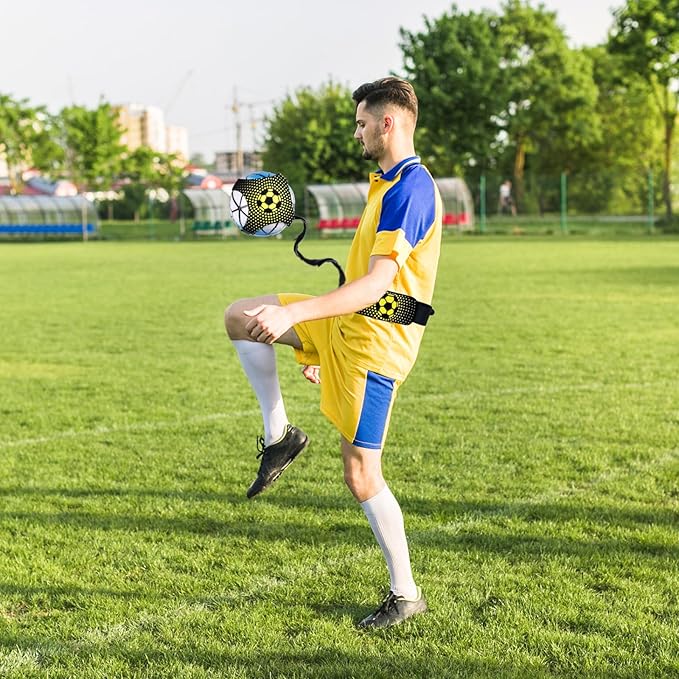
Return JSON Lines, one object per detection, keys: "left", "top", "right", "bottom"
{"left": 360, "top": 485, "right": 419, "bottom": 600}
{"left": 232, "top": 339, "right": 288, "bottom": 445}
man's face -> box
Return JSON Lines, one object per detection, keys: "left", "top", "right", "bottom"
{"left": 354, "top": 101, "right": 385, "bottom": 162}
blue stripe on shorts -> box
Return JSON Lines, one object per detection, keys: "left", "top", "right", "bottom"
{"left": 352, "top": 371, "right": 396, "bottom": 450}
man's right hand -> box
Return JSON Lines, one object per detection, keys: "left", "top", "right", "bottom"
{"left": 301, "top": 365, "right": 321, "bottom": 384}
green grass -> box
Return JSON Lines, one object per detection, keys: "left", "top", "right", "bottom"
{"left": 0, "top": 237, "right": 678, "bottom": 678}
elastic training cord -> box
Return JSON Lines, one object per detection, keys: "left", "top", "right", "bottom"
{"left": 292, "top": 216, "right": 346, "bottom": 287}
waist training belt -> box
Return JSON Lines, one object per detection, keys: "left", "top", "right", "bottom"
{"left": 357, "top": 291, "right": 435, "bottom": 326}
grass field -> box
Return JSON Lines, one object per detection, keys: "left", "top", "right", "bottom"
{"left": 1, "top": 236, "right": 678, "bottom": 678}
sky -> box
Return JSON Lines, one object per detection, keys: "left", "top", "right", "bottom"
{"left": 4, "top": 0, "right": 619, "bottom": 159}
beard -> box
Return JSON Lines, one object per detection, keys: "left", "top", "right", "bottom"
{"left": 360, "top": 136, "right": 385, "bottom": 161}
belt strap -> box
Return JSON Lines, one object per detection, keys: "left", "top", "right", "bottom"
{"left": 357, "top": 291, "right": 435, "bottom": 326}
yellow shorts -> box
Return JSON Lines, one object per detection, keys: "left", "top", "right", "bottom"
{"left": 278, "top": 293, "right": 400, "bottom": 450}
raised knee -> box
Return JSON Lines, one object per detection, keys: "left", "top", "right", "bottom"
{"left": 225, "top": 301, "right": 246, "bottom": 340}
{"left": 225, "top": 295, "right": 279, "bottom": 340}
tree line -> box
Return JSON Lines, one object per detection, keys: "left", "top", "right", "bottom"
{"left": 1, "top": 0, "right": 677, "bottom": 223}
{"left": 264, "top": 0, "right": 678, "bottom": 223}
{"left": 0, "top": 99, "right": 184, "bottom": 220}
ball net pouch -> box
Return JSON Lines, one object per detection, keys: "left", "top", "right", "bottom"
{"left": 232, "top": 172, "right": 295, "bottom": 235}
{"left": 231, "top": 171, "right": 346, "bottom": 287}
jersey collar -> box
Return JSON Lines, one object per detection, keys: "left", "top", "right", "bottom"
{"left": 375, "top": 156, "right": 421, "bottom": 182}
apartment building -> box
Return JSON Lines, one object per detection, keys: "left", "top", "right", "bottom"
{"left": 116, "top": 104, "right": 189, "bottom": 159}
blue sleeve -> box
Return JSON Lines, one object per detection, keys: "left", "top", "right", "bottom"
{"left": 376, "top": 168, "right": 436, "bottom": 248}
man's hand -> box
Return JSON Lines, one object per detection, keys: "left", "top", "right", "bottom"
{"left": 301, "top": 364, "right": 320, "bottom": 384}
{"left": 243, "top": 304, "right": 294, "bottom": 344}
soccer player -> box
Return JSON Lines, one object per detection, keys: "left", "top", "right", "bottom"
{"left": 225, "top": 77, "right": 442, "bottom": 629}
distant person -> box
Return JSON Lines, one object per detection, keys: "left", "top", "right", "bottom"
{"left": 498, "top": 179, "right": 517, "bottom": 216}
{"left": 224, "top": 77, "right": 442, "bottom": 629}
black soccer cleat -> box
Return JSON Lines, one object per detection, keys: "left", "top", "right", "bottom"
{"left": 357, "top": 588, "right": 428, "bottom": 629}
{"left": 246, "top": 424, "right": 309, "bottom": 499}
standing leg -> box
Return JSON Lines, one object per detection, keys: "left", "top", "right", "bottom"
{"left": 342, "top": 438, "right": 427, "bottom": 628}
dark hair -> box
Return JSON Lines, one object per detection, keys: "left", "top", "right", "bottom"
{"left": 352, "top": 77, "right": 418, "bottom": 121}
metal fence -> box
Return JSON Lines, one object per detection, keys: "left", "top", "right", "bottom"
{"left": 474, "top": 170, "right": 667, "bottom": 235}
{"left": 23, "top": 171, "right": 670, "bottom": 242}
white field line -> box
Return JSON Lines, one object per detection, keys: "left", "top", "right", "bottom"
{"left": 0, "top": 379, "right": 675, "bottom": 451}
{"left": 0, "top": 410, "right": 257, "bottom": 450}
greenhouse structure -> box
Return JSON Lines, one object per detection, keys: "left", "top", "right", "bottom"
{"left": 182, "top": 188, "right": 237, "bottom": 236}
{"left": 307, "top": 177, "right": 474, "bottom": 232}
{"left": 0, "top": 195, "right": 98, "bottom": 239}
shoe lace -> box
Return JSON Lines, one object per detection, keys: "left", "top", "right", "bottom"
{"left": 256, "top": 436, "right": 266, "bottom": 459}
{"left": 374, "top": 592, "right": 399, "bottom": 618}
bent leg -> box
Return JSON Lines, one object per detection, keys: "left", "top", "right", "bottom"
{"left": 342, "top": 438, "right": 418, "bottom": 600}
{"left": 225, "top": 294, "right": 302, "bottom": 348}
{"left": 225, "top": 295, "right": 299, "bottom": 445}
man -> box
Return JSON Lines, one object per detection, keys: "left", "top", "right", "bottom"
{"left": 225, "top": 77, "right": 442, "bottom": 629}
{"left": 498, "top": 179, "right": 516, "bottom": 216}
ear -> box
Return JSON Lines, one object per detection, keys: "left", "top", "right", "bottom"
{"left": 383, "top": 114, "right": 395, "bottom": 133}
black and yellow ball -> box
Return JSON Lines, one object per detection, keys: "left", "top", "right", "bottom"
{"left": 378, "top": 294, "right": 398, "bottom": 318}
{"left": 257, "top": 188, "right": 282, "bottom": 214}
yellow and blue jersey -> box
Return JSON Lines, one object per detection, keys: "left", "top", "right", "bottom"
{"left": 334, "top": 156, "right": 442, "bottom": 381}
{"left": 279, "top": 156, "right": 441, "bottom": 449}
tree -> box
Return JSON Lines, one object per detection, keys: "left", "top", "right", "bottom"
{"left": 399, "top": 2, "right": 601, "bottom": 212}
{"left": 118, "top": 146, "right": 185, "bottom": 221}
{"left": 262, "top": 81, "right": 365, "bottom": 197}
{"left": 399, "top": 5, "right": 508, "bottom": 177}
{"left": 496, "top": 0, "right": 601, "bottom": 210}
{"left": 573, "top": 46, "right": 662, "bottom": 214}
{"left": 0, "top": 94, "right": 62, "bottom": 192}
{"left": 58, "top": 101, "right": 126, "bottom": 190}
{"left": 609, "top": 0, "right": 679, "bottom": 222}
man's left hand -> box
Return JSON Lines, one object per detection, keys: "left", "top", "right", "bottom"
{"left": 301, "top": 364, "right": 320, "bottom": 384}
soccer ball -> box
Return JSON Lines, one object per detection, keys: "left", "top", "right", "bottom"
{"left": 230, "top": 189, "right": 249, "bottom": 226}
{"left": 378, "top": 294, "right": 399, "bottom": 318}
{"left": 229, "top": 171, "right": 295, "bottom": 238}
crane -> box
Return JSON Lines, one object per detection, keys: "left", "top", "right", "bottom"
{"left": 165, "top": 69, "right": 194, "bottom": 116}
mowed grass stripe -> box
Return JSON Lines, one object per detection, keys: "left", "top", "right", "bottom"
{"left": 2, "top": 377, "right": 676, "bottom": 450}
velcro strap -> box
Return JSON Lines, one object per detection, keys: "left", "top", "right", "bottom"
{"left": 356, "top": 291, "right": 435, "bottom": 326}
